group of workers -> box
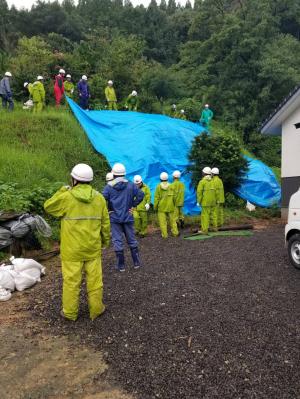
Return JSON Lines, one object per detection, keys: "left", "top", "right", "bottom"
{"left": 0, "top": 69, "right": 139, "bottom": 113}
{"left": 0, "top": 70, "right": 214, "bottom": 126}
{"left": 44, "top": 162, "right": 224, "bottom": 322}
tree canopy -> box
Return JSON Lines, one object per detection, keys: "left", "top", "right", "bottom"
{"left": 1, "top": 0, "right": 300, "bottom": 137}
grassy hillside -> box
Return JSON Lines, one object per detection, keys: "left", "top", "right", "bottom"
{"left": 0, "top": 109, "right": 108, "bottom": 189}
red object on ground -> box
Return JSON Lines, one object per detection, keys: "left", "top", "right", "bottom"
{"left": 54, "top": 74, "right": 64, "bottom": 106}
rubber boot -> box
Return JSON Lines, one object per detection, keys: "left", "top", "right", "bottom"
{"left": 115, "top": 251, "right": 125, "bottom": 272}
{"left": 130, "top": 247, "right": 141, "bottom": 269}
{"left": 180, "top": 220, "right": 184, "bottom": 229}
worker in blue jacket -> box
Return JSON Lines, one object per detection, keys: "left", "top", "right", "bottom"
{"left": 102, "top": 163, "right": 144, "bottom": 272}
{"left": 0, "top": 72, "right": 14, "bottom": 111}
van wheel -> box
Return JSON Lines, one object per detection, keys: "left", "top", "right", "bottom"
{"left": 288, "top": 234, "right": 300, "bottom": 269}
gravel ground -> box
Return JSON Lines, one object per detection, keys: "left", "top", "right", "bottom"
{"left": 30, "top": 225, "right": 300, "bottom": 399}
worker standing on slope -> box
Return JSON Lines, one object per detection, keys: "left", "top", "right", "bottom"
{"left": 133, "top": 175, "right": 151, "bottom": 237}
{"left": 44, "top": 163, "right": 110, "bottom": 321}
{"left": 102, "top": 163, "right": 144, "bottom": 272}
{"left": 54, "top": 68, "right": 65, "bottom": 107}
{"left": 178, "top": 109, "right": 187, "bottom": 120}
{"left": 197, "top": 167, "right": 217, "bottom": 234}
{"left": 0, "top": 72, "right": 14, "bottom": 111}
{"left": 105, "top": 80, "right": 117, "bottom": 110}
{"left": 170, "top": 104, "right": 177, "bottom": 117}
{"left": 126, "top": 90, "right": 139, "bottom": 111}
{"left": 154, "top": 172, "right": 179, "bottom": 238}
{"left": 77, "top": 75, "right": 90, "bottom": 110}
{"left": 211, "top": 167, "right": 225, "bottom": 228}
{"left": 200, "top": 104, "right": 214, "bottom": 129}
{"left": 31, "top": 76, "right": 45, "bottom": 113}
{"left": 64, "top": 74, "right": 74, "bottom": 98}
{"left": 171, "top": 170, "right": 185, "bottom": 229}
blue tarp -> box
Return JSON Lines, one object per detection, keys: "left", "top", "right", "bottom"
{"left": 67, "top": 98, "right": 281, "bottom": 214}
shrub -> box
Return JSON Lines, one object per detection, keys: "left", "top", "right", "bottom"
{"left": 188, "top": 132, "right": 249, "bottom": 192}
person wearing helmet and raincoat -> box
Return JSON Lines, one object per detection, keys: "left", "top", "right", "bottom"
{"left": 212, "top": 167, "right": 225, "bottom": 227}
{"left": 200, "top": 104, "right": 214, "bottom": 129}
{"left": 105, "top": 80, "right": 117, "bottom": 110}
{"left": 171, "top": 170, "right": 185, "bottom": 228}
{"left": 23, "top": 82, "right": 34, "bottom": 110}
{"left": 0, "top": 72, "right": 14, "bottom": 111}
{"left": 197, "top": 167, "right": 217, "bottom": 234}
{"left": 154, "top": 172, "right": 179, "bottom": 238}
{"left": 133, "top": 175, "right": 151, "bottom": 237}
{"left": 54, "top": 68, "right": 65, "bottom": 106}
{"left": 44, "top": 163, "right": 110, "bottom": 322}
{"left": 125, "top": 90, "right": 139, "bottom": 111}
{"left": 77, "top": 75, "right": 90, "bottom": 110}
{"left": 31, "top": 76, "right": 45, "bottom": 113}
{"left": 178, "top": 109, "right": 187, "bottom": 120}
{"left": 102, "top": 163, "right": 144, "bottom": 272}
{"left": 64, "top": 74, "right": 74, "bottom": 98}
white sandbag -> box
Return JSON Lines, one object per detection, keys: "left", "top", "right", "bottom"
{"left": 10, "top": 257, "right": 46, "bottom": 275}
{"left": 0, "top": 269, "right": 15, "bottom": 292}
{"left": 246, "top": 201, "right": 256, "bottom": 212}
{"left": 14, "top": 269, "right": 40, "bottom": 292}
{"left": 0, "top": 287, "right": 12, "bottom": 301}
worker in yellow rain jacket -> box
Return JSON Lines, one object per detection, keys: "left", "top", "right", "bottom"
{"left": 177, "top": 109, "right": 187, "bottom": 120}
{"left": 126, "top": 90, "right": 139, "bottom": 111}
{"left": 212, "top": 167, "right": 225, "bottom": 227}
{"left": 64, "top": 74, "right": 74, "bottom": 98}
{"left": 133, "top": 175, "right": 151, "bottom": 237}
{"left": 171, "top": 170, "right": 185, "bottom": 228}
{"left": 31, "top": 76, "right": 45, "bottom": 112}
{"left": 105, "top": 80, "right": 117, "bottom": 110}
{"left": 196, "top": 166, "right": 217, "bottom": 234}
{"left": 154, "top": 172, "right": 179, "bottom": 238}
{"left": 44, "top": 163, "right": 110, "bottom": 322}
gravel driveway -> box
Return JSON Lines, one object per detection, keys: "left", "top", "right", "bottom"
{"left": 30, "top": 225, "right": 300, "bottom": 399}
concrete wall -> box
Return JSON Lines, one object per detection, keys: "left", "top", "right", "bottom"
{"left": 282, "top": 107, "right": 300, "bottom": 215}
{"left": 282, "top": 107, "right": 300, "bottom": 178}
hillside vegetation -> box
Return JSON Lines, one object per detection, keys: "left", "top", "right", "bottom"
{"left": 0, "top": 110, "right": 108, "bottom": 188}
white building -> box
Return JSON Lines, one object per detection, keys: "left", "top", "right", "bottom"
{"left": 261, "top": 86, "right": 300, "bottom": 218}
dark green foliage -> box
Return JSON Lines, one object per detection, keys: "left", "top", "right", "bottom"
{"left": 188, "top": 133, "right": 249, "bottom": 192}
{"left": 246, "top": 134, "right": 281, "bottom": 168}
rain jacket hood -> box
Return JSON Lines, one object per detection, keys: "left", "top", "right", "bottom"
{"left": 160, "top": 182, "right": 170, "bottom": 190}
{"left": 71, "top": 184, "right": 96, "bottom": 203}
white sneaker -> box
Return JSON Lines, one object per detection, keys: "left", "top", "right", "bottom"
{"left": 0, "top": 286, "right": 12, "bottom": 301}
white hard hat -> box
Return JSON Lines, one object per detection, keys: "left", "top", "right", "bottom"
{"left": 81, "top": 75, "right": 88, "bottom": 81}
{"left": 160, "top": 172, "right": 168, "bottom": 181}
{"left": 108, "top": 80, "right": 113, "bottom": 85}
{"left": 112, "top": 163, "right": 126, "bottom": 176}
{"left": 106, "top": 172, "right": 114, "bottom": 182}
{"left": 205, "top": 104, "right": 209, "bottom": 108}
{"left": 5, "top": 71, "right": 12, "bottom": 77}
{"left": 202, "top": 166, "right": 212, "bottom": 175}
{"left": 66, "top": 74, "right": 71, "bottom": 78}
{"left": 131, "top": 90, "right": 137, "bottom": 96}
{"left": 24, "top": 82, "right": 29, "bottom": 87}
{"left": 133, "top": 175, "right": 143, "bottom": 184}
{"left": 37, "top": 75, "right": 43, "bottom": 80}
{"left": 71, "top": 163, "right": 93, "bottom": 182}
{"left": 211, "top": 167, "right": 219, "bottom": 175}
{"left": 180, "top": 109, "right": 185, "bottom": 114}
{"left": 59, "top": 68, "right": 65, "bottom": 74}
{"left": 173, "top": 170, "right": 181, "bottom": 178}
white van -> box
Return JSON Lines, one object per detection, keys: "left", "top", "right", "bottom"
{"left": 285, "top": 189, "right": 300, "bottom": 269}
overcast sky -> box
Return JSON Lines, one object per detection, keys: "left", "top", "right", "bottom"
{"left": 6, "top": 0, "right": 184, "bottom": 9}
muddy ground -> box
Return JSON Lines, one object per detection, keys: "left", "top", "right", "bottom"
{"left": 2, "top": 224, "right": 300, "bottom": 398}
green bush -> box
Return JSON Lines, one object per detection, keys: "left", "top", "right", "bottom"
{"left": 246, "top": 133, "right": 281, "bottom": 168}
{"left": 188, "top": 132, "right": 249, "bottom": 192}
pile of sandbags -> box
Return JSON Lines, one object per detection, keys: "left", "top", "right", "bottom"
{"left": 0, "top": 257, "right": 46, "bottom": 302}
{"left": 0, "top": 213, "right": 52, "bottom": 250}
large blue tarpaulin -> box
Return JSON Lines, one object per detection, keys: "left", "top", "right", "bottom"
{"left": 67, "top": 98, "right": 281, "bottom": 214}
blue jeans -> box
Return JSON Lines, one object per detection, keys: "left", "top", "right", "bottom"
{"left": 79, "top": 96, "right": 89, "bottom": 110}
{"left": 1, "top": 94, "right": 14, "bottom": 111}
{"left": 111, "top": 222, "right": 138, "bottom": 251}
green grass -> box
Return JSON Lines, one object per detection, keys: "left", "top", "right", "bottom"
{"left": 0, "top": 108, "right": 109, "bottom": 189}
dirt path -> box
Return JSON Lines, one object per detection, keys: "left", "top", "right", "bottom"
{"left": 0, "top": 286, "right": 133, "bottom": 399}
{"left": 2, "top": 224, "right": 300, "bottom": 398}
